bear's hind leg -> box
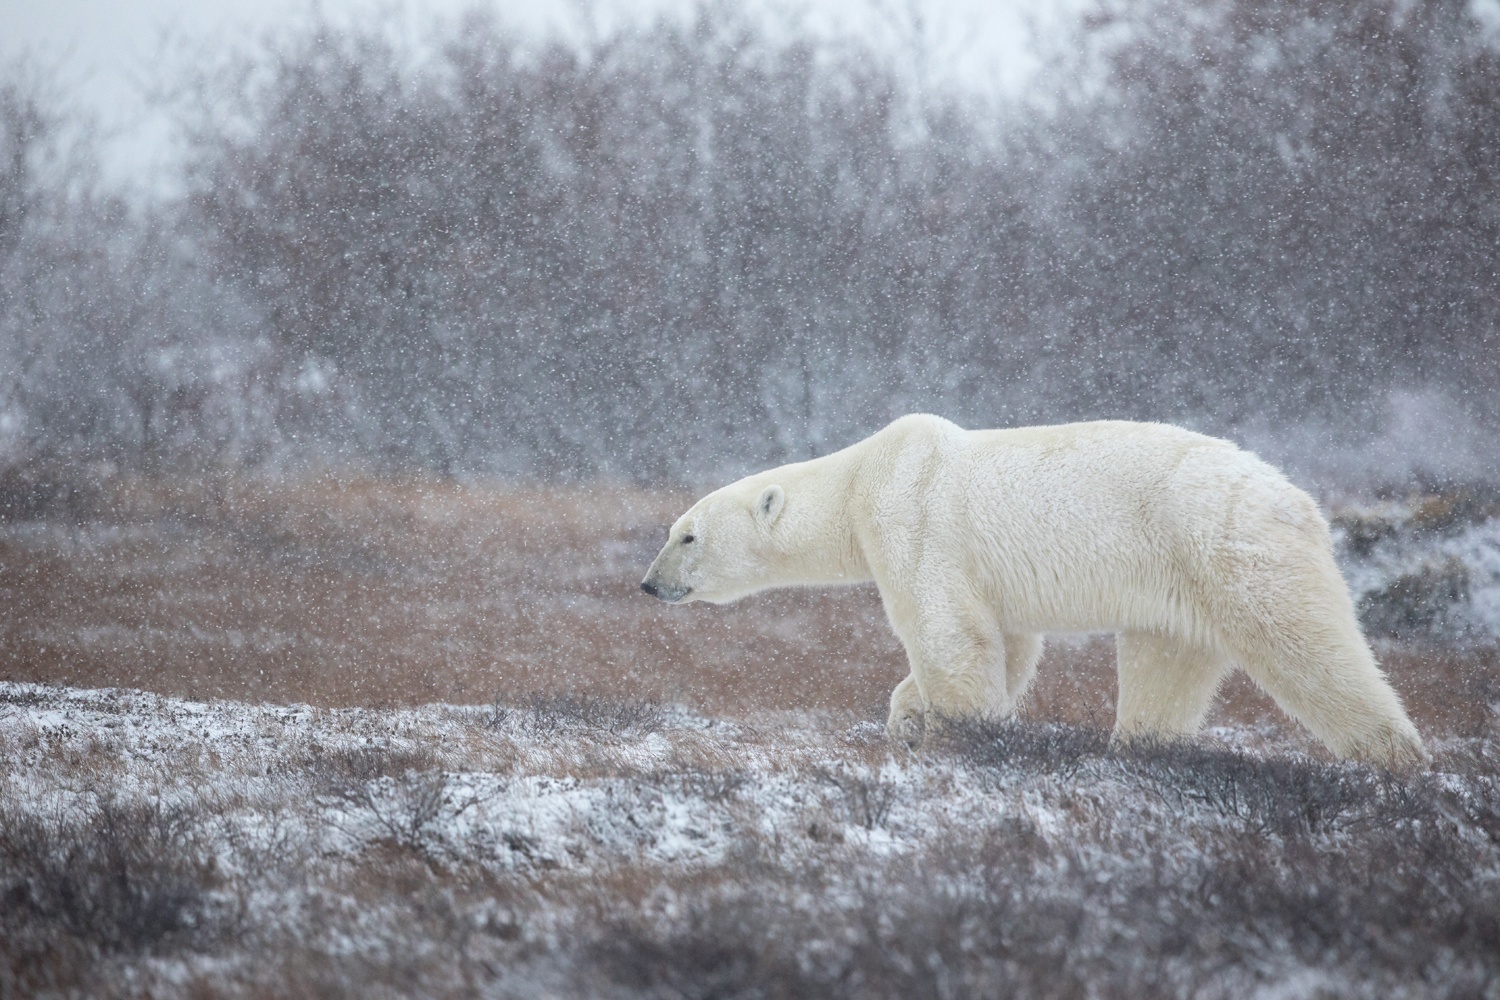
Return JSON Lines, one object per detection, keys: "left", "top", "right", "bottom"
{"left": 1211, "top": 546, "right": 1429, "bottom": 769}
{"left": 1113, "top": 631, "right": 1228, "bottom": 742}
{"left": 1230, "top": 627, "right": 1428, "bottom": 770}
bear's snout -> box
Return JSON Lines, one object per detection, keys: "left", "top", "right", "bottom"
{"left": 640, "top": 573, "right": 691, "bottom": 603}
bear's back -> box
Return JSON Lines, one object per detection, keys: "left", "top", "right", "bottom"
{"left": 950, "top": 421, "right": 1277, "bottom": 630}
{"left": 968, "top": 419, "right": 1233, "bottom": 466}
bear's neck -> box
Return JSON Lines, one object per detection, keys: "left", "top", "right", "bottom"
{"left": 769, "top": 449, "right": 872, "bottom": 588}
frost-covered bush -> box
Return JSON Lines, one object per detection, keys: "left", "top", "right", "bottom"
{"left": 3, "top": 682, "right": 1499, "bottom": 999}
{"left": 0, "top": 794, "right": 234, "bottom": 967}
{"left": 1359, "top": 557, "right": 1473, "bottom": 640}
{"left": 1336, "top": 490, "right": 1500, "bottom": 642}
{"left": 0, "top": 68, "right": 286, "bottom": 474}
{"left": 485, "top": 693, "right": 666, "bottom": 737}
{"left": 10, "top": 0, "right": 1500, "bottom": 482}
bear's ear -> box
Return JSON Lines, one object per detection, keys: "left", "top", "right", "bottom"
{"left": 755, "top": 485, "right": 785, "bottom": 527}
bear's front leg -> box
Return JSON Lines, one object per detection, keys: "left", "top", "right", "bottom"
{"left": 882, "top": 592, "right": 1013, "bottom": 743}
{"left": 886, "top": 673, "right": 925, "bottom": 747}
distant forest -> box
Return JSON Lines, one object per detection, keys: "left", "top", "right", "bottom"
{"left": 2, "top": 0, "right": 1497, "bottom": 486}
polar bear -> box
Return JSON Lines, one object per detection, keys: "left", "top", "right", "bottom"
{"left": 641, "top": 415, "right": 1427, "bottom": 769}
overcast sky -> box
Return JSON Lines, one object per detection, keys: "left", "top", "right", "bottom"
{"left": 0, "top": 0, "right": 1067, "bottom": 197}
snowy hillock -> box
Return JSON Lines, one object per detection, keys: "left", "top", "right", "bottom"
{"left": 1333, "top": 491, "right": 1500, "bottom": 642}
{"left": 3, "top": 682, "right": 1497, "bottom": 998}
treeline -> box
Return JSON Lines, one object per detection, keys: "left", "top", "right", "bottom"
{"left": 2, "top": 0, "right": 1498, "bottom": 484}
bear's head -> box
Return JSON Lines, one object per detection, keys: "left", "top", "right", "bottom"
{"left": 640, "top": 481, "right": 786, "bottom": 604}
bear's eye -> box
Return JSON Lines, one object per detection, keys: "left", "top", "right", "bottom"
{"left": 681, "top": 534, "right": 695, "bottom": 544}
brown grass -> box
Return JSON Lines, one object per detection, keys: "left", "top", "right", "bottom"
{"left": 0, "top": 474, "right": 905, "bottom": 716}
{"left": 1, "top": 473, "right": 1492, "bottom": 741}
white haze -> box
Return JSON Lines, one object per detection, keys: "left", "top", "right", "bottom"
{"left": 0, "top": 0, "right": 1070, "bottom": 199}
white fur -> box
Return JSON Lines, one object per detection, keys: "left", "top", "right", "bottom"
{"left": 642, "top": 415, "right": 1428, "bottom": 769}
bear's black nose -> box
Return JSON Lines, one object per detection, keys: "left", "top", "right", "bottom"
{"left": 641, "top": 580, "right": 660, "bottom": 598}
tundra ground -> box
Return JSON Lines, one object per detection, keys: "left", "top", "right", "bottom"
{"left": 2, "top": 475, "right": 1498, "bottom": 998}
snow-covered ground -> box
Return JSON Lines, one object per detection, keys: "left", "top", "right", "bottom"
{"left": 1334, "top": 497, "right": 1500, "bottom": 640}
{"left": 2, "top": 482, "right": 1498, "bottom": 996}
{"left": 3, "top": 680, "right": 1497, "bottom": 998}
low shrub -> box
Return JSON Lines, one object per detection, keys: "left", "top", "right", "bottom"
{"left": 486, "top": 693, "right": 664, "bottom": 737}
{"left": 1114, "top": 737, "right": 1392, "bottom": 834}
{"left": 931, "top": 716, "right": 1111, "bottom": 775}
{"left": 813, "top": 766, "right": 899, "bottom": 831}
{"left": 0, "top": 794, "right": 232, "bottom": 961}
{"left": 304, "top": 742, "right": 442, "bottom": 796}
{"left": 1359, "top": 557, "right": 1473, "bottom": 641}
